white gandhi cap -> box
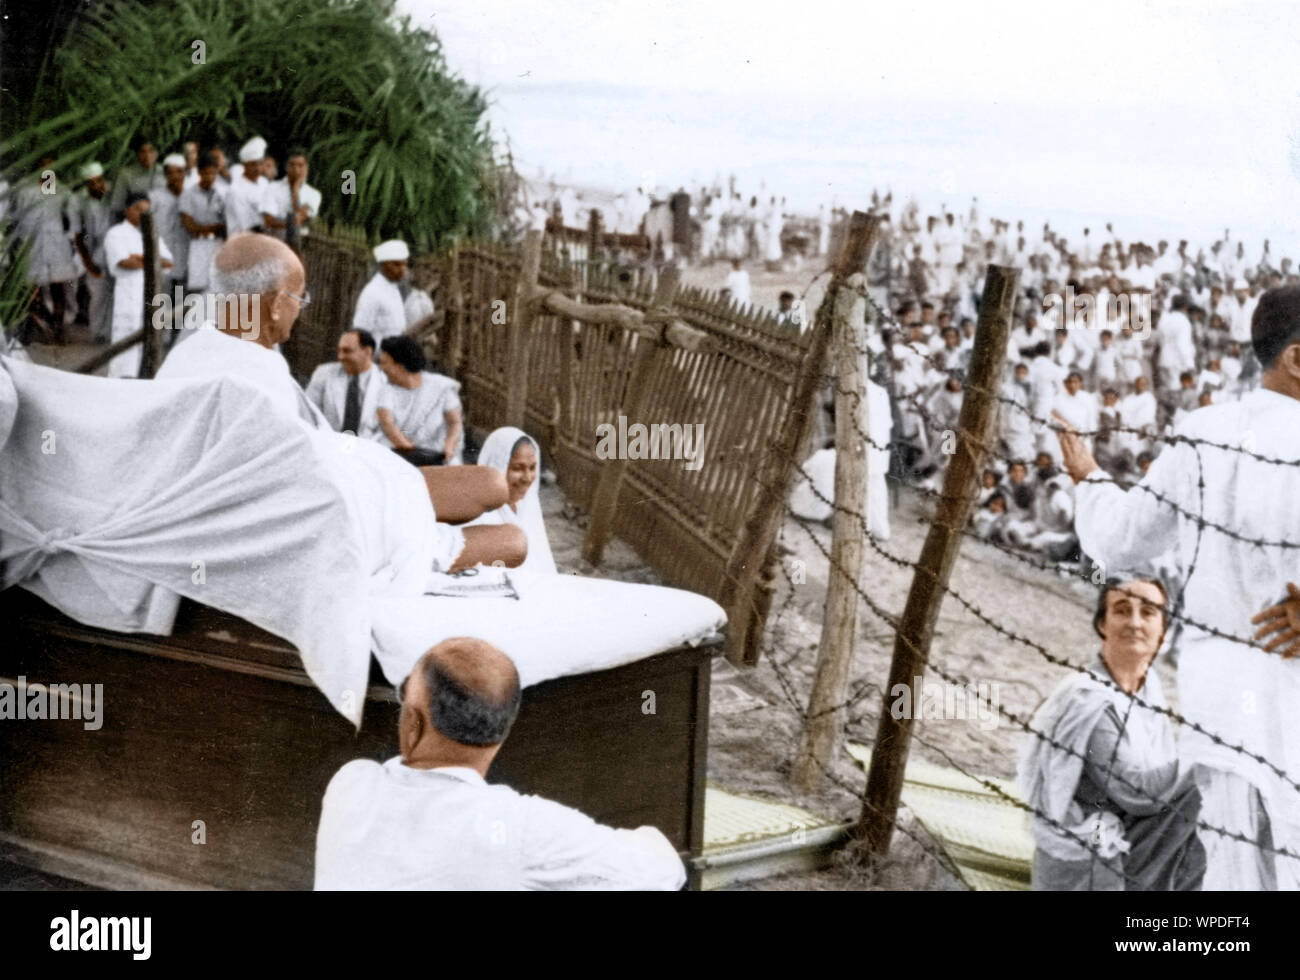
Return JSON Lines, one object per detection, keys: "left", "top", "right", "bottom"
{"left": 162, "top": 154, "right": 187, "bottom": 170}
{"left": 238, "top": 137, "right": 267, "bottom": 163}
{"left": 373, "top": 240, "right": 410, "bottom": 262}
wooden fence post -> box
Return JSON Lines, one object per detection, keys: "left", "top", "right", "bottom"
{"left": 717, "top": 212, "right": 880, "bottom": 666}
{"left": 505, "top": 229, "right": 543, "bottom": 425}
{"left": 792, "top": 266, "right": 871, "bottom": 792}
{"left": 856, "top": 264, "right": 1018, "bottom": 855}
{"left": 446, "top": 245, "right": 466, "bottom": 377}
{"left": 138, "top": 211, "right": 164, "bottom": 379}
{"left": 581, "top": 265, "right": 680, "bottom": 565}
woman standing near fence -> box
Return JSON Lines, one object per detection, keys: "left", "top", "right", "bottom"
{"left": 1018, "top": 574, "right": 1205, "bottom": 890}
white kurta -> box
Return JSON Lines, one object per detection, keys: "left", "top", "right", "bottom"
{"left": 103, "top": 220, "right": 173, "bottom": 378}
{"left": 1073, "top": 388, "right": 1300, "bottom": 888}
{"left": 178, "top": 183, "right": 226, "bottom": 290}
{"left": 224, "top": 174, "right": 268, "bottom": 235}
{"left": 260, "top": 178, "right": 322, "bottom": 240}
{"left": 353, "top": 273, "right": 407, "bottom": 342}
{"left": 315, "top": 758, "right": 686, "bottom": 890}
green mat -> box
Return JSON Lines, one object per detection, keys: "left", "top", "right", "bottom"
{"left": 846, "top": 743, "right": 1033, "bottom": 890}
{"left": 704, "top": 783, "right": 840, "bottom": 850}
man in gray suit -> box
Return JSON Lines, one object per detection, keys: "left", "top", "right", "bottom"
{"left": 304, "top": 328, "right": 385, "bottom": 440}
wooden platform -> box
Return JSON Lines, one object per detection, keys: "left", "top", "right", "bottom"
{"left": 0, "top": 589, "right": 715, "bottom": 889}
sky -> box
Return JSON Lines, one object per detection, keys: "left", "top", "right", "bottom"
{"left": 400, "top": 0, "right": 1300, "bottom": 249}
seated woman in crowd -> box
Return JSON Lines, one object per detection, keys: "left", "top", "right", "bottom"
{"left": 1018, "top": 574, "right": 1204, "bottom": 891}
{"left": 375, "top": 335, "right": 463, "bottom": 466}
{"left": 466, "top": 427, "right": 556, "bottom": 574}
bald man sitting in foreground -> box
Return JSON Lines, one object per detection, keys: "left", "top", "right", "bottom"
{"left": 314, "top": 638, "right": 687, "bottom": 890}
{"left": 159, "top": 233, "right": 523, "bottom": 573}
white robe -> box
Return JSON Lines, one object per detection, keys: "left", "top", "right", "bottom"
{"left": 224, "top": 174, "right": 269, "bottom": 235}
{"left": 159, "top": 324, "right": 453, "bottom": 583}
{"left": 1073, "top": 389, "right": 1300, "bottom": 888}
{"left": 788, "top": 380, "right": 891, "bottom": 539}
{"left": 353, "top": 272, "right": 408, "bottom": 342}
{"left": 103, "top": 220, "right": 173, "bottom": 378}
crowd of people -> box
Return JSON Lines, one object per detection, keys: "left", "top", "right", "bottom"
{"left": 866, "top": 197, "right": 1294, "bottom": 570}
{"left": 2, "top": 134, "right": 322, "bottom": 362}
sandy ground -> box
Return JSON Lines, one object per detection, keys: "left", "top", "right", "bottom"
{"left": 542, "top": 473, "right": 1178, "bottom": 891}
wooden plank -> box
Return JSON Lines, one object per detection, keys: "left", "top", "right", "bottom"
{"left": 138, "top": 210, "right": 164, "bottom": 379}
{"left": 793, "top": 269, "right": 870, "bottom": 791}
{"left": 505, "top": 228, "right": 544, "bottom": 425}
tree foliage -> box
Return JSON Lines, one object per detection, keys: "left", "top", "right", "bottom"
{"left": 4, "top": 0, "right": 498, "bottom": 249}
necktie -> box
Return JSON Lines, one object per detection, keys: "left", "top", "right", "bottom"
{"left": 343, "top": 374, "right": 361, "bottom": 434}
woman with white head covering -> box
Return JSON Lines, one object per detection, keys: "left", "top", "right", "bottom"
{"left": 1018, "top": 574, "right": 1205, "bottom": 891}
{"left": 467, "top": 427, "right": 556, "bottom": 574}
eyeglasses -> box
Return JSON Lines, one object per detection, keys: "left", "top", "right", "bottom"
{"left": 282, "top": 288, "right": 311, "bottom": 309}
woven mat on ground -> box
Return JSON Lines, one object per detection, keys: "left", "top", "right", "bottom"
{"left": 846, "top": 743, "right": 1033, "bottom": 890}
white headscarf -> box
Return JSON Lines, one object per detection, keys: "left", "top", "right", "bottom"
{"left": 470, "top": 427, "right": 556, "bottom": 574}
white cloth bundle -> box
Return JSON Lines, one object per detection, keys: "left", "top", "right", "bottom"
{"left": 0, "top": 355, "right": 374, "bottom": 726}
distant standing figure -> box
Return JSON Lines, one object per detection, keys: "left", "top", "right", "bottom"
{"left": 724, "top": 258, "right": 751, "bottom": 307}
{"left": 354, "top": 239, "right": 410, "bottom": 343}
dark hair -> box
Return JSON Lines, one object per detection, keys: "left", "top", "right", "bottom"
{"left": 130, "top": 134, "right": 155, "bottom": 152}
{"left": 124, "top": 191, "right": 149, "bottom": 208}
{"left": 422, "top": 657, "right": 520, "bottom": 747}
{"left": 511, "top": 435, "right": 534, "bottom": 461}
{"left": 778, "top": 290, "right": 795, "bottom": 302}
{"left": 286, "top": 146, "right": 309, "bottom": 160}
{"left": 1251, "top": 286, "right": 1300, "bottom": 369}
{"left": 1092, "top": 575, "right": 1169, "bottom": 642}
{"left": 346, "top": 328, "right": 376, "bottom": 353}
{"left": 1170, "top": 294, "right": 1188, "bottom": 311}
{"left": 380, "top": 334, "right": 425, "bottom": 373}
{"left": 197, "top": 151, "right": 218, "bottom": 170}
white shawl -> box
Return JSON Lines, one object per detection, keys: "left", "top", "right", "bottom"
{"left": 467, "top": 427, "right": 557, "bottom": 574}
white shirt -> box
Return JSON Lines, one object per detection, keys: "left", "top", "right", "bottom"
{"left": 724, "top": 268, "right": 751, "bottom": 307}
{"left": 1051, "top": 388, "right": 1100, "bottom": 448}
{"left": 1229, "top": 294, "right": 1258, "bottom": 345}
{"left": 404, "top": 288, "right": 434, "bottom": 326}
{"left": 225, "top": 174, "right": 269, "bottom": 235}
{"left": 103, "top": 219, "right": 174, "bottom": 376}
{"left": 261, "top": 178, "right": 322, "bottom": 239}
{"left": 1156, "top": 309, "right": 1196, "bottom": 376}
{"left": 304, "top": 361, "right": 385, "bottom": 439}
{"left": 314, "top": 757, "right": 686, "bottom": 890}
{"left": 354, "top": 272, "right": 408, "bottom": 342}
{"left": 1073, "top": 390, "right": 1300, "bottom": 856}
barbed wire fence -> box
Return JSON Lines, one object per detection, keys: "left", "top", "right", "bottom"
{"left": 735, "top": 210, "right": 1300, "bottom": 889}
